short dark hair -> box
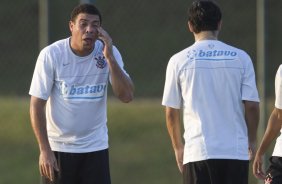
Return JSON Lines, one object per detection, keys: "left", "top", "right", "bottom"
{"left": 70, "top": 4, "right": 102, "bottom": 23}
{"left": 188, "top": 0, "right": 222, "bottom": 33}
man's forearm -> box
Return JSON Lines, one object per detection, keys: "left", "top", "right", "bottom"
{"left": 165, "top": 107, "right": 183, "bottom": 150}
{"left": 97, "top": 27, "right": 134, "bottom": 103}
{"left": 30, "top": 97, "right": 51, "bottom": 152}
{"left": 244, "top": 101, "right": 260, "bottom": 144}
{"left": 107, "top": 56, "right": 134, "bottom": 103}
{"left": 257, "top": 108, "right": 282, "bottom": 156}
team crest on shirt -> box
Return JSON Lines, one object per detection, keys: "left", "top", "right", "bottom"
{"left": 94, "top": 54, "right": 107, "bottom": 69}
{"left": 208, "top": 44, "right": 215, "bottom": 49}
{"left": 187, "top": 50, "right": 197, "bottom": 60}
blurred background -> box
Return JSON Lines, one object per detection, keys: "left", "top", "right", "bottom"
{"left": 0, "top": 0, "right": 281, "bottom": 183}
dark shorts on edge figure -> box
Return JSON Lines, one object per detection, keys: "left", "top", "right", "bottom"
{"left": 183, "top": 159, "right": 249, "bottom": 184}
{"left": 264, "top": 156, "right": 282, "bottom": 184}
{"left": 42, "top": 149, "right": 111, "bottom": 184}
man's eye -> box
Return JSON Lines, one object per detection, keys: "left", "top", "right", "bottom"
{"left": 80, "top": 22, "right": 87, "bottom": 27}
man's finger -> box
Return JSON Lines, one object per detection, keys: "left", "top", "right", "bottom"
{"left": 54, "top": 160, "right": 60, "bottom": 172}
{"left": 48, "top": 165, "right": 55, "bottom": 181}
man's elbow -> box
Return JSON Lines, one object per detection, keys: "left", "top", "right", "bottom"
{"left": 118, "top": 92, "right": 134, "bottom": 103}
{"left": 245, "top": 101, "right": 260, "bottom": 112}
{"left": 244, "top": 101, "right": 260, "bottom": 121}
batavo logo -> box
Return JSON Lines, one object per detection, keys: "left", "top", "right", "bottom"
{"left": 60, "top": 82, "right": 107, "bottom": 100}
{"left": 197, "top": 50, "right": 237, "bottom": 57}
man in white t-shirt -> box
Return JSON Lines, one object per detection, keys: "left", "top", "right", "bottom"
{"left": 253, "top": 65, "right": 282, "bottom": 184}
{"left": 29, "top": 4, "right": 134, "bottom": 184}
{"left": 162, "top": 1, "right": 260, "bottom": 184}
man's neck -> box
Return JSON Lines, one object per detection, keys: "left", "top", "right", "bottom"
{"left": 194, "top": 31, "right": 218, "bottom": 42}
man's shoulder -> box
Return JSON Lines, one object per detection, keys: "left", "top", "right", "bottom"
{"left": 41, "top": 38, "right": 69, "bottom": 55}
{"left": 170, "top": 47, "right": 191, "bottom": 61}
{"left": 216, "top": 41, "right": 250, "bottom": 56}
{"left": 37, "top": 38, "right": 69, "bottom": 67}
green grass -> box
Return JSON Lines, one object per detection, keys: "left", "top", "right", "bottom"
{"left": 0, "top": 97, "right": 39, "bottom": 184}
{"left": 0, "top": 97, "right": 261, "bottom": 184}
{"left": 108, "top": 99, "right": 181, "bottom": 184}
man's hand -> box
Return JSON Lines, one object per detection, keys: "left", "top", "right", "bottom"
{"left": 252, "top": 153, "right": 265, "bottom": 180}
{"left": 97, "top": 27, "right": 113, "bottom": 59}
{"left": 39, "top": 150, "right": 59, "bottom": 181}
{"left": 175, "top": 147, "right": 184, "bottom": 173}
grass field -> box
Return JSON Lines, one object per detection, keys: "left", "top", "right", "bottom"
{"left": 0, "top": 97, "right": 261, "bottom": 184}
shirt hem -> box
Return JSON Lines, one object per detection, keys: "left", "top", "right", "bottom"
{"left": 242, "top": 97, "right": 260, "bottom": 102}
{"left": 50, "top": 145, "right": 109, "bottom": 153}
{"left": 183, "top": 155, "right": 249, "bottom": 164}
{"left": 161, "top": 102, "right": 181, "bottom": 109}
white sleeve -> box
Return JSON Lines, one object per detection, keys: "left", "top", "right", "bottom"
{"left": 109, "top": 46, "right": 130, "bottom": 84}
{"left": 162, "top": 58, "right": 182, "bottom": 109}
{"left": 241, "top": 53, "right": 260, "bottom": 102}
{"left": 275, "top": 65, "right": 282, "bottom": 109}
{"left": 29, "top": 48, "right": 54, "bottom": 100}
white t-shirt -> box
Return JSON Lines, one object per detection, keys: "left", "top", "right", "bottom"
{"left": 29, "top": 37, "right": 128, "bottom": 153}
{"left": 162, "top": 40, "right": 260, "bottom": 164}
{"left": 272, "top": 65, "right": 282, "bottom": 157}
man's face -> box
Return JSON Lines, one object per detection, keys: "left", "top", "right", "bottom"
{"left": 69, "top": 13, "right": 100, "bottom": 53}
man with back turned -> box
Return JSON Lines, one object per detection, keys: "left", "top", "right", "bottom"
{"left": 162, "top": 1, "right": 260, "bottom": 184}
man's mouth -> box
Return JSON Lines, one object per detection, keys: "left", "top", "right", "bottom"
{"left": 83, "top": 38, "right": 93, "bottom": 44}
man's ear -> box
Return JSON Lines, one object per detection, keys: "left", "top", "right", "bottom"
{"left": 187, "top": 21, "right": 194, "bottom": 33}
{"left": 217, "top": 20, "right": 222, "bottom": 31}
{"left": 69, "top": 21, "right": 74, "bottom": 32}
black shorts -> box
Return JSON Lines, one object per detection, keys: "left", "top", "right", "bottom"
{"left": 264, "top": 156, "right": 282, "bottom": 184}
{"left": 183, "top": 159, "right": 249, "bottom": 184}
{"left": 42, "top": 149, "right": 111, "bottom": 184}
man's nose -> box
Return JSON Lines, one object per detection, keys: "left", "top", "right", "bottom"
{"left": 86, "top": 26, "right": 97, "bottom": 34}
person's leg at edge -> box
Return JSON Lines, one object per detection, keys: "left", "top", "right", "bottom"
{"left": 264, "top": 157, "right": 282, "bottom": 184}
